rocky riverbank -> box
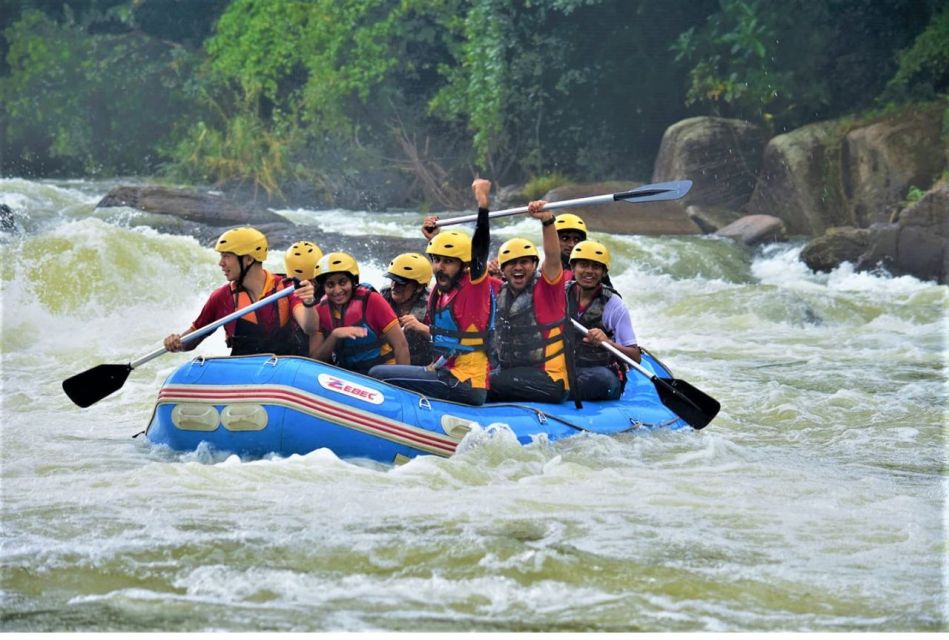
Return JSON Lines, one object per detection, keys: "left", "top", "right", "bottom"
{"left": 94, "top": 101, "right": 946, "bottom": 283}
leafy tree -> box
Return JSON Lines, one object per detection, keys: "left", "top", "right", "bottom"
{"left": 880, "top": 7, "right": 949, "bottom": 103}
{"left": 170, "top": 0, "right": 469, "bottom": 200}
{"left": 1, "top": 6, "right": 208, "bottom": 176}
{"left": 670, "top": 0, "right": 937, "bottom": 130}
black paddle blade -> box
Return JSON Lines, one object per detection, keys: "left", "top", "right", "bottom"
{"left": 62, "top": 363, "right": 133, "bottom": 408}
{"left": 653, "top": 377, "right": 720, "bottom": 430}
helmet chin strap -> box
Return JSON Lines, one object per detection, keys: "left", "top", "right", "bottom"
{"left": 236, "top": 256, "right": 254, "bottom": 293}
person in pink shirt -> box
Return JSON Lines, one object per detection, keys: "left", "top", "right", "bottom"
{"left": 310, "top": 252, "right": 410, "bottom": 374}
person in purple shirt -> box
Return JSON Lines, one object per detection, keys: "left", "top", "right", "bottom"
{"left": 566, "top": 240, "right": 641, "bottom": 401}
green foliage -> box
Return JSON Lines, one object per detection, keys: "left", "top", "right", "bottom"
{"left": 165, "top": 114, "right": 294, "bottom": 199}
{"left": 671, "top": 0, "right": 936, "bottom": 130}
{"left": 170, "top": 0, "right": 464, "bottom": 193}
{"left": 906, "top": 185, "right": 926, "bottom": 202}
{"left": 880, "top": 8, "right": 949, "bottom": 103}
{"left": 671, "top": 0, "right": 795, "bottom": 123}
{"left": 523, "top": 173, "right": 570, "bottom": 200}
{"left": 2, "top": 0, "right": 943, "bottom": 205}
{"left": 1, "top": 9, "right": 204, "bottom": 176}
{"left": 429, "top": 0, "right": 506, "bottom": 172}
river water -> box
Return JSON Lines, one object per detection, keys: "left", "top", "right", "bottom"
{"left": 0, "top": 178, "right": 944, "bottom": 632}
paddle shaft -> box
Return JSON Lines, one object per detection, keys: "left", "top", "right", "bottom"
{"left": 434, "top": 180, "right": 691, "bottom": 227}
{"left": 436, "top": 193, "right": 616, "bottom": 227}
{"left": 569, "top": 318, "right": 719, "bottom": 429}
{"left": 569, "top": 318, "right": 655, "bottom": 382}
{"left": 129, "top": 284, "right": 297, "bottom": 370}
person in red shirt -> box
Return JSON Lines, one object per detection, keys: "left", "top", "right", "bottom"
{"left": 369, "top": 179, "right": 497, "bottom": 405}
{"left": 163, "top": 227, "right": 319, "bottom": 356}
{"left": 310, "top": 252, "right": 410, "bottom": 374}
{"left": 488, "top": 201, "right": 570, "bottom": 404}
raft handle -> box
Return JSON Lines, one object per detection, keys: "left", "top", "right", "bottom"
{"left": 418, "top": 397, "right": 432, "bottom": 412}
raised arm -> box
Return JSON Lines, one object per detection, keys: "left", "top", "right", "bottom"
{"left": 470, "top": 178, "right": 491, "bottom": 281}
{"left": 527, "top": 199, "right": 563, "bottom": 282}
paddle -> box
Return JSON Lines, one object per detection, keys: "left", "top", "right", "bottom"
{"left": 569, "top": 319, "right": 719, "bottom": 430}
{"left": 62, "top": 284, "right": 299, "bottom": 408}
{"left": 434, "top": 180, "right": 692, "bottom": 227}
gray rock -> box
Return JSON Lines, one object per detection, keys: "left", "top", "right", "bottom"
{"left": 856, "top": 182, "right": 948, "bottom": 283}
{"left": 746, "top": 121, "right": 851, "bottom": 235}
{"left": 714, "top": 214, "right": 787, "bottom": 246}
{"left": 0, "top": 204, "right": 14, "bottom": 232}
{"left": 843, "top": 105, "right": 945, "bottom": 227}
{"left": 800, "top": 227, "right": 874, "bottom": 272}
{"left": 800, "top": 183, "right": 948, "bottom": 283}
{"left": 97, "top": 185, "right": 291, "bottom": 226}
{"left": 495, "top": 183, "right": 527, "bottom": 209}
{"left": 686, "top": 205, "right": 746, "bottom": 234}
{"left": 653, "top": 116, "right": 768, "bottom": 210}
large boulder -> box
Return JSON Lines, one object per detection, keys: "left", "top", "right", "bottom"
{"left": 856, "top": 182, "right": 948, "bottom": 283}
{"left": 97, "top": 185, "right": 291, "bottom": 226}
{"left": 800, "top": 227, "right": 874, "bottom": 272}
{"left": 800, "top": 182, "right": 948, "bottom": 283}
{"left": 544, "top": 181, "right": 700, "bottom": 235}
{"left": 652, "top": 116, "right": 768, "bottom": 210}
{"left": 746, "top": 121, "right": 851, "bottom": 236}
{"left": 842, "top": 105, "right": 946, "bottom": 227}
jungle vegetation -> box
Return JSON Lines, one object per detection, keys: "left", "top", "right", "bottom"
{"left": 1, "top": 0, "right": 946, "bottom": 207}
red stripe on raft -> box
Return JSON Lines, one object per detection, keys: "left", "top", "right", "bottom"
{"left": 162, "top": 387, "right": 454, "bottom": 451}
{"left": 157, "top": 385, "right": 459, "bottom": 454}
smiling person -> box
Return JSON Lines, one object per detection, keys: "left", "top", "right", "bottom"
{"left": 309, "top": 252, "right": 409, "bottom": 374}
{"left": 163, "top": 227, "right": 319, "bottom": 356}
{"left": 567, "top": 240, "right": 640, "bottom": 401}
{"left": 380, "top": 252, "right": 434, "bottom": 367}
{"left": 369, "top": 179, "right": 496, "bottom": 406}
{"left": 488, "top": 200, "right": 570, "bottom": 404}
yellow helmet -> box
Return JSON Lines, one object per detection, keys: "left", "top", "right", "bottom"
{"left": 284, "top": 241, "right": 323, "bottom": 280}
{"left": 554, "top": 213, "right": 587, "bottom": 238}
{"left": 214, "top": 227, "right": 268, "bottom": 262}
{"left": 498, "top": 237, "right": 539, "bottom": 267}
{"left": 426, "top": 230, "right": 472, "bottom": 262}
{"left": 569, "top": 240, "right": 610, "bottom": 270}
{"left": 386, "top": 252, "right": 433, "bottom": 286}
{"left": 316, "top": 252, "right": 359, "bottom": 282}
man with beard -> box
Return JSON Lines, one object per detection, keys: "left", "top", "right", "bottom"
{"left": 567, "top": 240, "right": 640, "bottom": 401}
{"left": 487, "top": 201, "right": 570, "bottom": 404}
{"left": 368, "top": 179, "right": 496, "bottom": 406}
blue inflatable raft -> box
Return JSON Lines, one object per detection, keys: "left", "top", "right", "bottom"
{"left": 145, "top": 352, "right": 690, "bottom": 463}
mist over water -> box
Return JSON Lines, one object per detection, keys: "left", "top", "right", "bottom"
{"left": 1, "top": 179, "right": 944, "bottom": 631}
